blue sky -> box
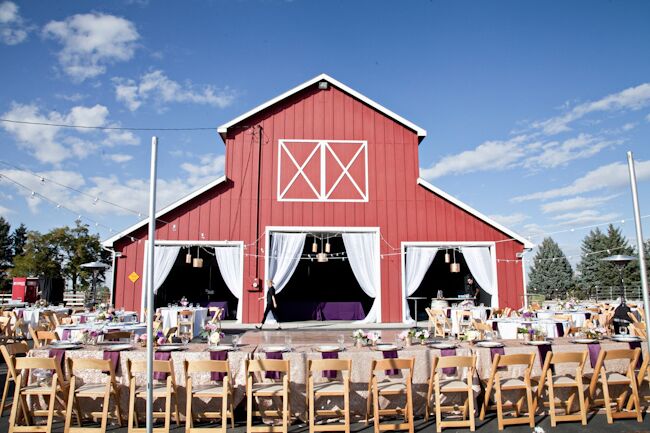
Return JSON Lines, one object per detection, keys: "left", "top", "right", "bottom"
{"left": 1, "top": 0, "right": 650, "bottom": 265}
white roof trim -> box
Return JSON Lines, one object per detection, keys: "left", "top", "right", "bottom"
{"left": 217, "top": 73, "right": 427, "bottom": 141}
{"left": 102, "top": 175, "right": 228, "bottom": 247}
{"left": 417, "top": 178, "right": 534, "bottom": 249}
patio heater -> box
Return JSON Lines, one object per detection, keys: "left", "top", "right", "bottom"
{"left": 81, "top": 261, "right": 110, "bottom": 307}
{"left": 601, "top": 255, "right": 636, "bottom": 302}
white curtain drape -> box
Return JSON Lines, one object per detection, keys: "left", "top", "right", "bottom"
{"left": 152, "top": 246, "right": 181, "bottom": 295}
{"left": 403, "top": 247, "right": 438, "bottom": 322}
{"left": 461, "top": 246, "right": 497, "bottom": 307}
{"left": 342, "top": 232, "right": 381, "bottom": 323}
{"left": 215, "top": 246, "right": 243, "bottom": 322}
{"left": 268, "top": 233, "right": 306, "bottom": 294}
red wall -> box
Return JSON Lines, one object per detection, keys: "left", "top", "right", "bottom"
{"left": 113, "top": 83, "right": 525, "bottom": 321}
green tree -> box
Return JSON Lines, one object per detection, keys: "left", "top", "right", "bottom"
{"left": 527, "top": 237, "right": 575, "bottom": 299}
{"left": 11, "top": 231, "right": 62, "bottom": 278}
{"left": 11, "top": 223, "right": 27, "bottom": 257}
{"left": 0, "top": 217, "right": 12, "bottom": 291}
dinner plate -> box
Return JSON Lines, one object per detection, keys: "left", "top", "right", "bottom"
{"left": 156, "top": 345, "right": 185, "bottom": 352}
{"left": 475, "top": 341, "right": 504, "bottom": 348}
{"left": 50, "top": 340, "right": 82, "bottom": 347}
{"left": 374, "top": 344, "right": 399, "bottom": 352}
{"left": 207, "top": 345, "right": 234, "bottom": 352}
{"left": 103, "top": 344, "right": 132, "bottom": 351}
{"left": 429, "top": 343, "right": 457, "bottom": 350}
{"left": 314, "top": 345, "right": 343, "bottom": 353}
{"left": 611, "top": 335, "right": 641, "bottom": 342}
{"left": 263, "top": 345, "right": 289, "bottom": 353}
{"left": 572, "top": 338, "right": 598, "bottom": 344}
{"left": 524, "top": 340, "right": 551, "bottom": 346}
{"left": 48, "top": 343, "right": 82, "bottom": 350}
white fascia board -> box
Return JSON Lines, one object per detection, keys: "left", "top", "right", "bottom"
{"left": 417, "top": 178, "right": 535, "bottom": 249}
{"left": 102, "top": 175, "right": 227, "bottom": 248}
{"left": 217, "top": 73, "right": 427, "bottom": 142}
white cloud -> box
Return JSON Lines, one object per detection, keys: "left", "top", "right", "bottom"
{"left": 0, "top": 204, "right": 13, "bottom": 217}
{"left": 42, "top": 13, "right": 139, "bottom": 82}
{"left": 622, "top": 122, "right": 636, "bottom": 131}
{"left": 513, "top": 160, "right": 650, "bottom": 202}
{"left": 550, "top": 209, "right": 621, "bottom": 226}
{"left": 114, "top": 70, "right": 235, "bottom": 111}
{"left": 523, "top": 134, "right": 620, "bottom": 169}
{"left": 0, "top": 1, "right": 31, "bottom": 45}
{"left": 540, "top": 194, "right": 619, "bottom": 214}
{"left": 488, "top": 213, "right": 528, "bottom": 227}
{"left": 531, "top": 83, "right": 650, "bottom": 135}
{"left": 420, "top": 136, "right": 527, "bottom": 180}
{"left": 104, "top": 153, "right": 133, "bottom": 163}
{"left": 180, "top": 154, "right": 226, "bottom": 186}
{"left": 1, "top": 102, "right": 140, "bottom": 164}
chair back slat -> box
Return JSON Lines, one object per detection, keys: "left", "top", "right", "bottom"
{"left": 372, "top": 358, "right": 415, "bottom": 372}
{"left": 549, "top": 351, "right": 587, "bottom": 366}
{"left": 247, "top": 359, "right": 289, "bottom": 373}
{"left": 497, "top": 353, "right": 535, "bottom": 367}
{"left": 308, "top": 359, "right": 351, "bottom": 373}
{"left": 434, "top": 355, "right": 475, "bottom": 369}
{"left": 185, "top": 359, "right": 230, "bottom": 374}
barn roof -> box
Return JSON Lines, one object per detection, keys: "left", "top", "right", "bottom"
{"left": 102, "top": 175, "right": 227, "bottom": 248}
{"left": 417, "top": 178, "right": 534, "bottom": 249}
{"left": 217, "top": 73, "right": 427, "bottom": 142}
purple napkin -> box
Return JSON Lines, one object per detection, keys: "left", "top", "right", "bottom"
{"left": 536, "top": 344, "right": 553, "bottom": 371}
{"left": 587, "top": 343, "right": 601, "bottom": 368}
{"left": 61, "top": 329, "right": 71, "bottom": 341}
{"left": 383, "top": 350, "right": 399, "bottom": 375}
{"left": 49, "top": 349, "right": 65, "bottom": 374}
{"left": 440, "top": 348, "right": 457, "bottom": 375}
{"left": 103, "top": 351, "right": 120, "bottom": 374}
{"left": 265, "top": 352, "right": 283, "bottom": 380}
{"left": 154, "top": 351, "right": 171, "bottom": 380}
{"left": 321, "top": 351, "right": 339, "bottom": 379}
{"left": 446, "top": 309, "right": 452, "bottom": 318}
{"left": 629, "top": 341, "right": 643, "bottom": 369}
{"left": 492, "top": 321, "right": 499, "bottom": 331}
{"left": 210, "top": 351, "right": 227, "bottom": 381}
{"left": 490, "top": 347, "right": 506, "bottom": 371}
{"left": 555, "top": 322, "right": 565, "bottom": 337}
{"left": 584, "top": 312, "right": 591, "bottom": 320}
{"left": 79, "top": 315, "right": 87, "bottom": 324}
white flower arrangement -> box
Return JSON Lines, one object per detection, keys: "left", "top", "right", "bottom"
{"left": 352, "top": 329, "right": 367, "bottom": 340}
{"left": 415, "top": 329, "right": 430, "bottom": 341}
{"left": 366, "top": 331, "right": 381, "bottom": 344}
{"left": 533, "top": 426, "right": 546, "bottom": 433}
{"left": 397, "top": 330, "right": 414, "bottom": 341}
{"left": 462, "top": 330, "right": 481, "bottom": 342}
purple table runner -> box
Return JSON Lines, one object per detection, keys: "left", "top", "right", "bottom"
{"left": 587, "top": 343, "right": 601, "bottom": 368}
{"left": 446, "top": 309, "right": 452, "bottom": 318}
{"left": 265, "top": 352, "right": 283, "bottom": 380}
{"left": 440, "top": 348, "right": 457, "bottom": 375}
{"left": 79, "top": 315, "right": 87, "bottom": 324}
{"left": 490, "top": 347, "right": 506, "bottom": 371}
{"left": 555, "top": 322, "right": 565, "bottom": 337}
{"left": 536, "top": 344, "right": 553, "bottom": 370}
{"left": 103, "top": 351, "right": 120, "bottom": 374}
{"left": 321, "top": 351, "right": 338, "bottom": 379}
{"left": 154, "top": 351, "right": 171, "bottom": 380}
{"left": 61, "top": 329, "right": 71, "bottom": 341}
{"left": 492, "top": 321, "right": 499, "bottom": 331}
{"left": 629, "top": 341, "right": 643, "bottom": 368}
{"left": 210, "top": 351, "right": 227, "bottom": 381}
{"left": 49, "top": 348, "right": 65, "bottom": 373}
{"left": 383, "top": 350, "right": 399, "bottom": 375}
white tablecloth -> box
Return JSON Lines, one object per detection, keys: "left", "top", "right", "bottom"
{"left": 159, "top": 307, "right": 208, "bottom": 337}
{"left": 489, "top": 319, "right": 571, "bottom": 340}
{"left": 536, "top": 310, "right": 589, "bottom": 327}
{"left": 73, "top": 310, "right": 138, "bottom": 324}
{"left": 448, "top": 307, "right": 490, "bottom": 335}
{"left": 17, "top": 306, "right": 70, "bottom": 328}
{"left": 56, "top": 323, "right": 147, "bottom": 342}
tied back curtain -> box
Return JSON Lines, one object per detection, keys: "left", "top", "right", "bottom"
{"left": 268, "top": 233, "right": 307, "bottom": 294}
{"left": 214, "top": 246, "right": 243, "bottom": 322}
{"left": 342, "top": 233, "right": 380, "bottom": 323}
{"left": 152, "top": 246, "right": 181, "bottom": 295}
{"left": 460, "top": 246, "right": 497, "bottom": 307}
{"left": 403, "top": 247, "right": 438, "bottom": 322}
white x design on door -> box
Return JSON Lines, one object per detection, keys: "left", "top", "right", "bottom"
{"left": 277, "top": 139, "right": 368, "bottom": 202}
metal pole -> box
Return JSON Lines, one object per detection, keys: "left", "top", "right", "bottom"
{"left": 146, "top": 137, "right": 158, "bottom": 433}
{"left": 626, "top": 151, "right": 650, "bottom": 353}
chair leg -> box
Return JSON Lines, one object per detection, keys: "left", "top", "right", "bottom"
{"left": 222, "top": 391, "right": 228, "bottom": 433}
{"left": 45, "top": 388, "right": 57, "bottom": 433}
{"left": 548, "top": 382, "right": 557, "bottom": 427}
{"left": 629, "top": 372, "right": 643, "bottom": 422}
{"left": 246, "top": 383, "right": 252, "bottom": 432}
{"left": 185, "top": 386, "right": 192, "bottom": 433}
{"left": 406, "top": 383, "right": 414, "bottom": 433}
{"left": 64, "top": 380, "right": 75, "bottom": 433}
{"left": 373, "top": 381, "right": 380, "bottom": 433}
{"left": 601, "top": 372, "right": 613, "bottom": 424}
{"left": 577, "top": 384, "right": 587, "bottom": 426}
{"left": 283, "top": 388, "right": 289, "bottom": 433}
{"left": 526, "top": 383, "right": 535, "bottom": 427}
{"left": 127, "top": 384, "right": 135, "bottom": 432}
{"left": 495, "top": 380, "right": 504, "bottom": 431}
{"left": 308, "top": 384, "right": 314, "bottom": 433}
{"left": 434, "top": 379, "right": 442, "bottom": 433}
{"left": 344, "top": 385, "right": 351, "bottom": 433}
{"left": 100, "top": 387, "right": 110, "bottom": 433}
{"left": 468, "top": 387, "right": 476, "bottom": 432}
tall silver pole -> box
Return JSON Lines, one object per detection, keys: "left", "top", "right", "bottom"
{"left": 146, "top": 136, "right": 158, "bottom": 433}
{"left": 626, "top": 151, "right": 650, "bottom": 352}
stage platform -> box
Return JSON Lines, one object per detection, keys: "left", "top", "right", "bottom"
{"left": 219, "top": 319, "right": 426, "bottom": 331}
{"left": 237, "top": 328, "right": 407, "bottom": 346}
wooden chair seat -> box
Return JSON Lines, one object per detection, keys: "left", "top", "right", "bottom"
{"left": 375, "top": 379, "right": 408, "bottom": 393}
{"left": 439, "top": 378, "right": 471, "bottom": 392}
{"left": 75, "top": 383, "right": 111, "bottom": 397}
{"left": 21, "top": 383, "right": 56, "bottom": 395}
{"left": 191, "top": 384, "right": 226, "bottom": 396}
{"left": 252, "top": 382, "right": 286, "bottom": 395}
{"left": 246, "top": 359, "right": 291, "bottom": 433}
{"left": 367, "top": 358, "right": 414, "bottom": 433}
{"left": 549, "top": 374, "right": 589, "bottom": 389}
{"left": 185, "top": 359, "right": 234, "bottom": 432}
{"left": 307, "top": 359, "right": 351, "bottom": 433}
{"left": 134, "top": 383, "right": 173, "bottom": 396}
{"left": 426, "top": 355, "right": 476, "bottom": 432}
{"left": 312, "top": 381, "right": 345, "bottom": 394}
{"left": 537, "top": 351, "right": 588, "bottom": 427}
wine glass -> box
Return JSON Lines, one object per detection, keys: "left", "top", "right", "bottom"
{"left": 180, "top": 331, "right": 191, "bottom": 346}
{"left": 285, "top": 335, "right": 292, "bottom": 349}
{"left": 232, "top": 334, "right": 240, "bottom": 350}
{"left": 337, "top": 334, "right": 345, "bottom": 349}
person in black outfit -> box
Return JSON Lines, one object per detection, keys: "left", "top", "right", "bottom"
{"left": 257, "top": 280, "right": 280, "bottom": 329}
{"left": 464, "top": 275, "right": 481, "bottom": 305}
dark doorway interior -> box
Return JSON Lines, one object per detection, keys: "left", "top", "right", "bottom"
{"left": 275, "top": 236, "right": 372, "bottom": 321}
{"left": 155, "top": 246, "right": 238, "bottom": 319}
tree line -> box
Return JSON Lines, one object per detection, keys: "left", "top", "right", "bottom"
{"left": 0, "top": 218, "right": 109, "bottom": 293}
{"left": 527, "top": 224, "right": 649, "bottom": 299}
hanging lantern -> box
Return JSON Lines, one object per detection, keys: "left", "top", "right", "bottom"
{"left": 450, "top": 250, "right": 460, "bottom": 273}
{"left": 193, "top": 246, "right": 203, "bottom": 268}
{"left": 325, "top": 237, "right": 331, "bottom": 253}
{"left": 317, "top": 252, "right": 329, "bottom": 263}
{"left": 312, "top": 236, "right": 318, "bottom": 253}
{"left": 185, "top": 247, "right": 192, "bottom": 264}
{"left": 444, "top": 249, "right": 450, "bottom": 264}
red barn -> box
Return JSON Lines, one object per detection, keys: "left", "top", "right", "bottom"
{"left": 103, "top": 74, "right": 533, "bottom": 324}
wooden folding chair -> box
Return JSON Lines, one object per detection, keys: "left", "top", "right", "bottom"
{"left": 64, "top": 358, "right": 123, "bottom": 433}
{"left": 366, "top": 358, "right": 415, "bottom": 433}
{"left": 307, "top": 358, "right": 351, "bottom": 433}
{"left": 246, "top": 359, "right": 291, "bottom": 433}
{"left": 127, "top": 359, "right": 180, "bottom": 433}
{"left": 165, "top": 327, "right": 178, "bottom": 343}
{"left": 587, "top": 348, "right": 642, "bottom": 423}
{"left": 28, "top": 325, "right": 59, "bottom": 348}
{"left": 537, "top": 351, "right": 588, "bottom": 426}
{"left": 8, "top": 356, "right": 70, "bottom": 433}
{"left": 0, "top": 341, "right": 29, "bottom": 416}
{"left": 630, "top": 322, "right": 647, "bottom": 338}
{"left": 427, "top": 308, "right": 451, "bottom": 337}
{"left": 480, "top": 353, "right": 536, "bottom": 430}
{"left": 176, "top": 310, "right": 195, "bottom": 338}
{"left": 184, "top": 359, "right": 234, "bottom": 433}
{"left": 103, "top": 331, "right": 132, "bottom": 342}
{"left": 457, "top": 311, "right": 473, "bottom": 335}
{"left": 38, "top": 311, "right": 58, "bottom": 331}
{"left": 9, "top": 311, "right": 26, "bottom": 338}
{"left": 472, "top": 321, "right": 494, "bottom": 339}
{"left": 208, "top": 307, "right": 223, "bottom": 326}
{"left": 631, "top": 356, "right": 650, "bottom": 408}
{"left": 425, "top": 355, "right": 476, "bottom": 432}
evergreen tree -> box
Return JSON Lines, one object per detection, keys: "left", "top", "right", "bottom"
{"left": 11, "top": 223, "right": 27, "bottom": 257}
{"left": 527, "top": 237, "right": 574, "bottom": 299}
{"left": 0, "top": 217, "right": 12, "bottom": 290}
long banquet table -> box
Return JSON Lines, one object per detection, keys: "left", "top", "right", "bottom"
{"left": 28, "top": 333, "right": 649, "bottom": 421}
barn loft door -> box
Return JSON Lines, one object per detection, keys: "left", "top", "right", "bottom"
{"left": 277, "top": 139, "right": 368, "bottom": 202}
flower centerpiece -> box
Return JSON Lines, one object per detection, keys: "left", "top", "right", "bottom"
{"left": 86, "top": 329, "right": 102, "bottom": 345}
{"left": 398, "top": 329, "right": 415, "bottom": 346}
{"left": 74, "top": 329, "right": 89, "bottom": 344}
{"left": 583, "top": 327, "right": 606, "bottom": 340}
{"left": 352, "top": 329, "right": 367, "bottom": 347}
{"left": 460, "top": 329, "right": 481, "bottom": 342}
{"left": 414, "top": 328, "right": 430, "bottom": 345}
{"left": 36, "top": 299, "right": 48, "bottom": 308}
{"left": 521, "top": 310, "right": 535, "bottom": 320}
{"left": 366, "top": 331, "right": 381, "bottom": 346}
{"left": 528, "top": 326, "right": 547, "bottom": 342}
{"left": 516, "top": 327, "right": 529, "bottom": 339}
{"left": 139, "top": 331, "right": 167, "bottom": 347}
{"left": 200, "top": 323, "right": 223, "bottom": 344}
{"left": 180, "top": 296, "right": 189, "bottom": 307}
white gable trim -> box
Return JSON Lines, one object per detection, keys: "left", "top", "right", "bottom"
{"left": 217, "top": 73, "right": 427, "bottom": 141}
{"left": 102, "top": 175, "right": 228, "bottom": 248}
{"left": 417, "top": 178, "right": 534, "bottom": 249}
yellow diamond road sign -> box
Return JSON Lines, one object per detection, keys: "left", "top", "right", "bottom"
{"left": 128, "top": 272, "right": 140, "bottom": 283}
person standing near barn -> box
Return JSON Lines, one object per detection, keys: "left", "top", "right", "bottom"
{"left": 464, "top": 275, "right": 481, "bottom": 305}
{"left": 257, "top": 280, "right": 280, "bottom": 329}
